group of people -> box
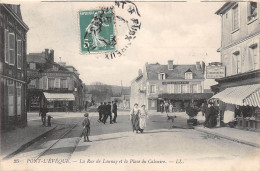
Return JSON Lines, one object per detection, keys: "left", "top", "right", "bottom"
{"left": 160, "top": 101, "right": 176, "bottom": 114}
{"left": 97, "top": 101, "right": 118, "bottom": 124}
{"left": 130, "top": 104, "right": 149, "bottom": 133}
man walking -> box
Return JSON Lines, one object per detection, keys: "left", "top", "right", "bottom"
{"left": 102, "top": 102, "right": 107, "bottom": 124}
{"left": 112, "top": 101, "right": 118, "bottom": 123}
{"left": 104, "top": 102, "right": 113, "bottom": 124}
{"left": 97, "top": 102, "right": 103, "bottom": 122}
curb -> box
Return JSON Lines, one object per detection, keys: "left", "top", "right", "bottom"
{"left": 3, "top": 125, "right": 58, "bottom": 160}
{"left": 194, "top": 127, "right": 260, "bottom": 148}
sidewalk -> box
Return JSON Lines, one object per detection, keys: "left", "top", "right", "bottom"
{"left": 0, "top": 119, "right": 57, "bottom": 160}
{"left": 165, "top": 111, "right": 260, "bottom": 148}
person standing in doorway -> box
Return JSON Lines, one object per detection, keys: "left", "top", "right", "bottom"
{"left": 112, "top": 101, "right": 118, "bottom": 123}
{"left": 160, "top": 102, "right": 164, "bottom": 114}
{"left": 66, "top": 102, "right": 69, "bottom": 115}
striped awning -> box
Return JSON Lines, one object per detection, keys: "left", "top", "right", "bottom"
{"left": 43, "top": 92, "right": 75, "bottom": 101}
{"left": 210, "top": 84, "right": 260, "bottom": 107}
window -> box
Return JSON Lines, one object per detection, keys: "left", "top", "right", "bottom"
{"left": 55, "top": 78, "right": 60, "bottom": 88}
{"left": 17, "top": 40, "right": 22, "bottom": 69}
{"left": 181, "top": 84, "right": 187, "bottom": 93}
{"left": 29, "top": 63, "right": 36, "bottom": 70}
{"left": 191, "top": 84, "right": 197, "bottom": 93}
{"left": 48, "top": 78, "right": 55, "bottom": 89}
{"left": 167, "top": 84, "right": 174, "bottom": 93}
{"left": 232, "top": 4, "right": 239, "bottom": 31}
{"left": 248, "top": 2, "right": 257, "bottom": 22}
{"left": 8, "top": 80, "right": 15, "bottom": 116}
{"left": 185, "top": 72, "right": 193, "bottom": 79}
{"left": 158, "top": 73, "right": 166, "bottom": 80}
{"left": 248, "top": 43, "right": 259, "bottom": 71}
{"left": 232, "top": 50, "right": 241, "bottom": 74}
{"left": 9, "top": 33, "right": 15, "bottom": 65}
{"left": 17, "top": 83, "right": 22, "bottom": 116}
{"left": 4, "top": 29, "right": 9, "bottom": 63}
{"left": 60, "top": 79, "right": 67, "bottom": 88}
{"left": 150, "top": 85, "right": 156, "bottom": 93}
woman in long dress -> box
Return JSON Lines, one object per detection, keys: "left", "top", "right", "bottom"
{"left": 139, "top": 105, "right": 148, "bottom": 133}
{"left": 130, "top": 103, "right": 140, "bottom": 133}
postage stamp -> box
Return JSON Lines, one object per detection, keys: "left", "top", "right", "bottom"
{"left": 79, "top": 8, "right": 116, "bottom": 54}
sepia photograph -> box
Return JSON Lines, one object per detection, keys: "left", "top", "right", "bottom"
{"left": 0, "top": 0, "right": 259, "bottom": 170}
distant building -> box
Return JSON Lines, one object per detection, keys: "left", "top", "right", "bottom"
{"left": 27, "top": 49, "right": 84, "bottom": 112}
{"left": 111, "top": 87, "right": 131, "bottom": 109}
{"left": 211, "top": 2, "right": 260, "bottom": 131}
{"left": 131, "top": 61, "right": 212, "bottom": 111}
{"left": 0, "top": 4, "right": 29, "bottom": 130}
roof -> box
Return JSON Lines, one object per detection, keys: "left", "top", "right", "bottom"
{"left": 27, "top": 53, "right": 46, "bottom": 63}
{"left": 215, "top": 2, "right": 236, "bottom": 15}
{"left": 146, "top": 64, "right": 204, "bottom": 80}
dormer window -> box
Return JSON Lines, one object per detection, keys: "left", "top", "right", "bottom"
{"left": 159, "top": 73, "right": 166, "bottom": 80}
{"left": 185, "top": 69, "right": 193, "bottom": 79}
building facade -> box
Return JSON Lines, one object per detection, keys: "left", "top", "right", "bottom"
{"left": 211, "top": 2, "right": 260, "bottom": 131}
{"left": 27, "top": 50, "right": 84, "bottom": 112}
{"left": 0, "top": 4, "right": 29, "bottom": 130}
{"left": 131, "top": 61, "right": 212, "bottom": 111}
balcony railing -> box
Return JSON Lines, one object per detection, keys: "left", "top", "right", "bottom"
{"left": 48, "top": 87, "right": 69, "bottom": 91}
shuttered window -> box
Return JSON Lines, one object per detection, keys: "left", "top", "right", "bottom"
{"left": 4, "top": 29, "right": 9, "bottom": 63}
{"left": 17, "top": 40, "right": 22, "bottom": 69}
{"left": 232, "top": 5, "right": 239, "bottom": 31}
{"left": 9, "top": 33, "right": 15, "bottom": 65}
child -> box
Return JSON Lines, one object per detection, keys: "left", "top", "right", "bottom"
{"left": 82, "top": 113, "right": 91, "bottom": 142}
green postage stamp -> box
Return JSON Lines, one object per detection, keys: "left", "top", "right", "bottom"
{"left": 79, "top": 8, "right": 116, "bottom": 54}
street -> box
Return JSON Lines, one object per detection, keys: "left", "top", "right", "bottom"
{"left": 3, "top": 110, "right": 259, "bottom": 170}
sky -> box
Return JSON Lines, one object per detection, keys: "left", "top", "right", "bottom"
{"left": 19, "top": 1, "right": 224, "bottom": 88}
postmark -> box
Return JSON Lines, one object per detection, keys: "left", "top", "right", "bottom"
{"left": 79, "top": 8, "right": 116, "bottom": 54}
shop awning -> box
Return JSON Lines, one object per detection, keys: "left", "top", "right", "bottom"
{"left": 43, "top": 92, "right": 75, "bottom": 101}
{"left": 210, "top": 84, "right": 260, "bottom": 107}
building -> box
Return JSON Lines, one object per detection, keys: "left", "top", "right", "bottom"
{"left": 131, "top": 61, "right": 213, "bottom": 111}
{"left": 27, "top": 49, "right": 84, "bottom": 112}
{"left": 110, "top": 87, "right": 131, "bottom": 109}
{"left": 0, "top": 4, "right": 29, "bottom": 130}
{"left": 210, "top": 2, "right": 260, "bottom": 131}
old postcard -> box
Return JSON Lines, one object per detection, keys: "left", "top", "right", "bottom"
{"left": 0, "top": 0, "right": 260, "bottom": 171}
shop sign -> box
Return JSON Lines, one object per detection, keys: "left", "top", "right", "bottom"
{"left": 162, "top": 81, "right": 189, "bottom": 85}
{"left": 206, "top": 66, "right": 225, "bottom": 79}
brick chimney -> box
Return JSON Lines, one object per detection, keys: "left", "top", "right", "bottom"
{"left": 196, "top": 61, "right": 201, "bottom": 70}
{"left": 168, "top": 60, "right": 173, "bottom": 70}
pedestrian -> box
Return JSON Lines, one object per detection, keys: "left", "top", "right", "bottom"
{"left": 40, "top": 106, "right": 48, "bottom": 126}
{"left": 165, "top": 101, "right": 169, "bottom": 116}
{"left": 112, "top": 101, "right": 118, "bottom": 123}
{"left": 97, "top": 102, "right": 103, "bottom": 122}
{"left": 130, "top": 103, "right": 140, "bottom": 133}
{"left": 204, "top": 103, "right": 218, "bottom": 128}
{"left": 139, "top": 105, "right": 148, "bottom": 133}
{"left": 201, "top": 102, "right": 207, "bottom": 117}
{"left": 169, "top": 103, "right": 173, "bottom": 113}
{"left": 102, "top": 102, "right": 107, "bottom": 124}
{"left": 66, "top": 102, "right": 69, "bottom": 115}
{"left": 160, "top": 102, "right": 164, "bottom": 114}
{"left": 103, "top": 102, "right": 113, "bottom": 124}
{"left": 82, "top": 113, "right": 91, "bottom": 142}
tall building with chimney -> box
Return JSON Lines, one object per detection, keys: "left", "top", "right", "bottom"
{"left": 130, "top": 61, "right": 212, "bottom": 111}
{"left": 0, "top": 4, "right": 29, "bottom": 130}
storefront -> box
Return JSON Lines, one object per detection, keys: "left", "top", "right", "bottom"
{"left": 43, "top": 92, "right": 75, "bottom": 112}
{"left": 210, "top": 84, "right": 260, "bottom": 131}
{"left": 158, "top": 93, "right": 213, "bottom": 112}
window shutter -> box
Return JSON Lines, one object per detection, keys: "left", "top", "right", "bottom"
{"left": 9, "top": 33, "right": 15, "bottom": 65}
{"left": 147, "top": 85, "right": 150, "bottom": 95}
{"left": 198, "top": 84, "right": 202, "bottom": 93}
{"left": 248, "top": 47, "right": 254, "bottom": 71}
{"left": 4, "top": 29, "right": 9, "bottom": 63}
{"left": 187, "top": 84, "right": 190, "bottom": 93}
